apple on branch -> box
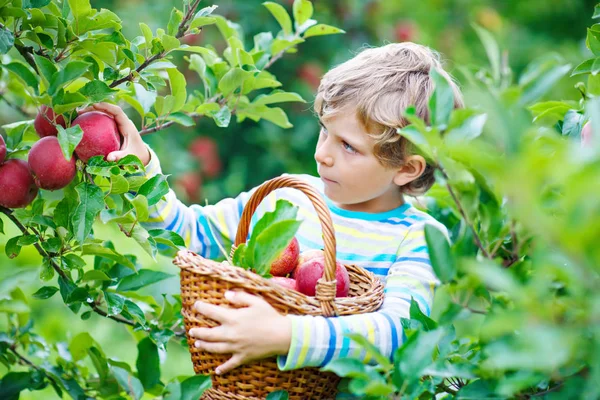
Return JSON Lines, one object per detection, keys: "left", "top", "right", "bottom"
{"left": 34, "top": 105, "right": 66, "bottom": 138}
{"left": 0, "top": 159, "right": 38, "bottom": 208}
{"left": 28, "top": 136, "right": 77, "bottom": 190}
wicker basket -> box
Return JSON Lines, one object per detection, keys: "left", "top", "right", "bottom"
{"left": 175, "top": 176, "right": 385, "bottom": 400}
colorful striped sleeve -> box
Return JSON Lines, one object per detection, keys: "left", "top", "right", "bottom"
{"left": 276, "top": 221, "right": 444, "bottom": 371}
{"left": 139, "top": 148, "right": 255, "bottom": 259}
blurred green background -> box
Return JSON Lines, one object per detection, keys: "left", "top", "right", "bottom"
{"left": 0, "top": 0, "right": 596, "bottom": 397}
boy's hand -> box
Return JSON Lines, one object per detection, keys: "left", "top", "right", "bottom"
{"left": 189, "top": 291, "right": 292, "bottom": 375}
{"left": 77, "top": 102, "right": 151, "bottom": 166}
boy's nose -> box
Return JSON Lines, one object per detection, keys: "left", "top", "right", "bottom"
{"left": 314, "top": 145, "right": 333, "bottom": 167}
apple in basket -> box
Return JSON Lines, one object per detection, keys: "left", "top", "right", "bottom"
{"left": 269, "top": 237, "right": 300, "bottom": 276}
{"left": 270, "top": 276, "right": 297, "bottom": 291}
{"left": 294, "top": 256, "right": 350, "bottom": 297}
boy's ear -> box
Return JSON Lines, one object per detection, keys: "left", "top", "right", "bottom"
{"left": 392, "top": 155, "right": 427, "bottom": 186}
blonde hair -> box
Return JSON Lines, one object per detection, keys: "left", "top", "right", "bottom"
{"left": 314, "top": 42, "right": 464, "bottom": 196}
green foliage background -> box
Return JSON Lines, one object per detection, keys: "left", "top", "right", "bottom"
{"left": 1, "top": 0, "right": 599, "bottom": 399}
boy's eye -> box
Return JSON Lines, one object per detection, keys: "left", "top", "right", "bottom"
{"left": 342, "top": 141, "right": 357, "bottom": 154}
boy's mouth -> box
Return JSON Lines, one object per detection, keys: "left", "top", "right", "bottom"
{"left": 320, "top": 176, "right": 337, "bottom": 184}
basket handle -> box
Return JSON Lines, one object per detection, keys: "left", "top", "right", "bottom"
{"left": 234, "top": 176, "right": 339, "bottom": 316}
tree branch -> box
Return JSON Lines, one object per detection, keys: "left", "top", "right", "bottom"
{"left": 438, "top": 167, "right": 491, "bottom": 258}
{"left": 109, "top": 0, "right": 202, "bottom": 89}
{"left": 13, "top": 42, "right": 39, "bottom": 73}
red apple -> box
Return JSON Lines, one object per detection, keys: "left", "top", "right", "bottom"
{"left": 394, "top": 21, "right": 418, "bottom": 43}
{"left": 72, "top": 111, "right": 121, "bottom": 162}
{"left": 270, "top": 237, "right": 299, "bottom": 276}
{"left": 297, "top": 63, "right": 323, "bottom": 91}
{"left": 295, "top": 256, "right": 350, "bottom": 297}
{"left": 270, "top": 277, "right": 297, "bottom": 291}
{"left": 188, "top": 137, "right": 222, "bottom": 178}
{"left": 296, "top": 249, "right": 325, "bottom": 268}
{"left": 0, "top": 159, "right": 38, "bottom": 208}
{"left": 175, "top": 172, "right": 202, "bottom": 203}
{"left": 28, "top": 136, "right": 77, "bottom": 190}
{"left": 34, "top": 105, "right": 66, "bottom": 137}
{"left": 0, "top": 135, "right": 6, "bottom": 164}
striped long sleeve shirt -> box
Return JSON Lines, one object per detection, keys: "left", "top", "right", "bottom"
{"left": 142, "top": 149, "right": 447, "bottom": 372}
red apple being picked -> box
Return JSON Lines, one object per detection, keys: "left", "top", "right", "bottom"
{"left": 295, "top": 256, "right": 350, "bottom": 297}
{"left": 72, "top": 111, "right": 120, "bottom": 162}
{"left": 270, "top": 237, "right": 299, "bottom": 276}
{"left": 270, "top": 277, "right": 297, "bottom": 291}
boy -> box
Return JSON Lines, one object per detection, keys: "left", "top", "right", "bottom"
{"left": 85, "top": 42, "right": 464, "bottom": 378}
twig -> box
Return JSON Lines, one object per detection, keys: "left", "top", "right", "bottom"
{"left": 438, "top": 167, "right": 491, "bottom": 258}
{"left": 109, "top": 0, "right": 202, "bottom": 89}
{"left": 0, "top": 92, "right": 34, "bottom": 117}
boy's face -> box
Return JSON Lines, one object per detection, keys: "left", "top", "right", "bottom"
{"left": 315, "top": 108, "right": 415, "bottom": 213}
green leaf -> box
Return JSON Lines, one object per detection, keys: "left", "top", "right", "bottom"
{"left": 529, "top": 101, "right": 573, "bottom": 124}
{"left": 472, "top": 24, "right": 500, "bottom": 83}
{"left": 429, "top": 67, "right": 455, "bottom": 129}
{"left": 263, "top": 2, "right": 292, "bottom": 36}
{"left": 112, "top": 366, "right": 144, "bottom": 400}
{"left": 68, "top": 0, "right": 92, "bottom": 19}
{"left": 561, "top": 110, "right": 585, "bottom": 138}
{"left": 49, "top": 61, "right": 91, "bottom": 95}
{"left": 0, "top": 299, "right": 29, "bottom": 313}
{"left": 303, "top": 24, "right": 345, "bottom": 38}
{"left": 71, "top": 183, "right": 104, "bottom": 243}
{"left": 166, "top": 112, "right": 196, "bottom": 127}
{"left": 81, "top": 270, "right": 111, "bottom": 282}
{"left": 5, "top": 236, "right": 22, "bottom": 258}
{"left": 252, "top": 90, "right": 305, "bottom": 106}
{"left": 409, "top": 298, "right": 438, "bottom": 330}
{"left": 167, "top": 68, "right": 186, "bottom": 112}
{"left": 79, "top": 80, "right": 117, "bottom": 102}
{"left": 32, "top": 286, "right": 59, "bottom": 299}
{"left": 138, "top": 174, "right": 169, "bottom": 206}
{"left": 190, "top": 16, "right": 217, "bottom": 30}
{"left": 110, "top": 174, "right": 129, "bottom": 195}
{"left": 17, "top": 234, "right": 38, "bottom": 246}
{"left": 213, "top": 106, "right": 231, "bottom": 127}
{"left": 167, "top": 8, "right": 184, "bottom": 36}
{"left": 82, "top": 244, "right": 136, "bottom": 270}
{"left": 232, "top": 243, "right": 248, "bottom": 268}
{"left": 246, "top": 200, "right": 298, "bottom": 261}
{"left": 393, "top": 329, "right": 445, "bottom": 384}
{"left": 140, "top": 22, "right": 153, "bottom": 47}
{"left": 293, "top": 0, "right": 313, "bottom": 27}
{"left": 519, "top": 63, "right": 571, "bottom": 106}
{"left": 253, "top": 220, "right": 302, "bottom": 276}
{"left": 137, "top": 337, "right": 160, "bottom": 390}
{"left": 445, "top": 109, "right": 487, "bottom": 144}
{"left": 116, "top": 269, "right": 173, "bottom": 292}
{"left": 2, "top": 61, "right": 39, "bottom": 94}
{"left": 345, "top": 333, "right": 393, "bottom": 370}
{"left": 321, "top": 358, "right": 368, "bottom": 379}
{"left": 424, "top": 224, "right": 456, "bottom": 283}
{"left": 218, "top": 67, "right": 251, "bottom": 97}
{"left": 34, "top": 54, "right": 57, "bottom": 85}
{"left": 266, "top": 390, "right": 289, "bottom": 400}
{"left": 0, "top": 27, "right": 15, "bottom": 54}
{"left": 148, "top": 229, "right": 185, "bottom": 248}
{"left": 131, "top": 195, "right": 149, "bottom": 221}
{"left": 69, "top": 332, "right": 95, "bottom": 362}
{"left": 125, "top": 300, "right": 147, "bottom": 327}
{"left": 162, "top": 35, "right": 180, "bottom": 52}
{"left": 180, "top": 375, "right": 212, "bottom": 400}
{"left": 56, "top": 125, "right": 84, "bottom": 161}
{"left": 104, "top": 291, "right": 125, "bottom": 315}
{"left": 238, "top": 105, "right": 293, "bottom": 128}
{"left": 0, "top": 372, "right": 36, "bottom": 398}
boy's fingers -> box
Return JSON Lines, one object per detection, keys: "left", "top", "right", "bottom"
{"left": 194, "top": 301, "right": 232, "bottom": 324}
{"left": 215, "top": 354, "right": 244, "bottom": 375}
{"left": 106, "top": 150, "right": 129, "bottom": 162}
{"left": 224, "top": 291, "right": 266, "bottom": 308}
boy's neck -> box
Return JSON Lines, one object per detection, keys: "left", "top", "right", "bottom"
{"left": 333, "top": 193, "right": 406, "bottom": 214}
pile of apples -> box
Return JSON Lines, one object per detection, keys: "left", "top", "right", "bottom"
{"left": 0, "top": 106, "right": 120, "bottom": 208}
{"left": 269, "top": 238, "right": 350, "bottom": 298}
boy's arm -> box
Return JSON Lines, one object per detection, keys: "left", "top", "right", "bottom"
{"left": 277, "top": 221, "right": 442, "bottom": 370}
{"left": 140, "top": 148, "right": 255, "bottom": 258}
